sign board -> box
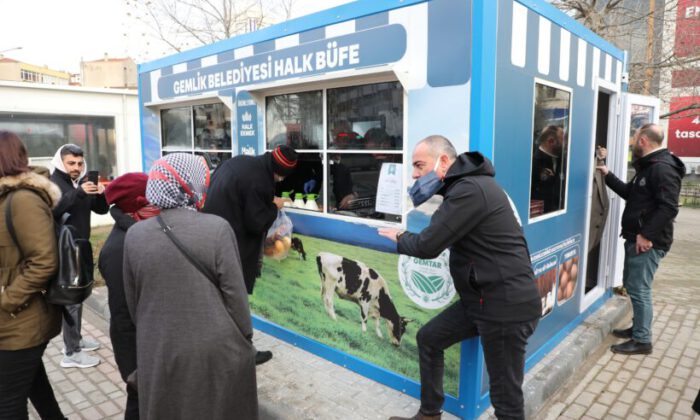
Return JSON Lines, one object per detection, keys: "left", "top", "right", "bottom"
{"left": 667, "top": 96, "right": 700, "bottom": 157}
{"left": 236, "top": 91, "right": 258, "bottom": 156}
{"left": 375, "top": 163, "right": 403, "bottom": 215}
{"left": 675, "top": 0, "right": 700, "bottom": 58}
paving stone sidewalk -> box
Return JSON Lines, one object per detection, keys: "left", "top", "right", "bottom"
{"left": 535, "top": 207, "right": 700, "bottom": 420}
{"left": 31, "top": 304, "right": 459, "bottom": 420}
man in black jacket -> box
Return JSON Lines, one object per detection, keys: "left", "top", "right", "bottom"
{"left": 379, "top": 136, "right": 540, "bottom": 420}
{"left": 50, "top": 144, "right": 109, "bottom": 369}
{"left": 597, "top": 123, "right": 685, "bottom": 355}
{"left": 203, "top": 145, "right": 296, "bottom": 365}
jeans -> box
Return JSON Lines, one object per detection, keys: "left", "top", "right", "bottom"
{"left": 622, "top": 240, "right": 665, "bottom": 344}
{"left": 416, "top": 301, "right": 538, "bottom": 419}
{"left": 62, "top": 303, "right": 83, "bottom": 356}
{"left": 0, "top": 343, "right": 64, "bottom": 420}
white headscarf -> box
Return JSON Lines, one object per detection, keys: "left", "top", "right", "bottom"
{"left": 50, "top": 144, "right": 87, "bottom": 188}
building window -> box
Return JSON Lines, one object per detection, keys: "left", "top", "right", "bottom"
{"left": 266, "top": 81, "right": 404, "bottom": 223}
{"left": 529, "top": 82, "right": 572, "bottom": 219}
{"left": 0, "top": 113, "right": 117, "bottom": 179}
{"left": 160, "top": 102, "right": 232, "bottom": 170}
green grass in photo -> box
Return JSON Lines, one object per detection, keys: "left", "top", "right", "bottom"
{"left": 250, "top": 234, "right": 461, "bottom": 397}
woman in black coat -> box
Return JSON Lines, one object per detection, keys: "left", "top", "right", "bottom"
{"left": 98, "top": 173, "right": 159, "bottom": 420}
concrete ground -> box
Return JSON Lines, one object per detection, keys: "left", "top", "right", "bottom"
{"left": 29, "top": 207, "right": 700, "bottom": 419}
{"left": 534, "top": 206, "right": 700, "bottom": 420}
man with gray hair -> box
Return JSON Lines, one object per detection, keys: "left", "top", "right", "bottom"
{"left": 597, "top": 123, "right": 684, "bottom": 355}
{"left": 379, "top": 135, "right": 540, "bottom": 420}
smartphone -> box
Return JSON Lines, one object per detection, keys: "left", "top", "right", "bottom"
{"left": 87, "top": 171, "right": 99, "bottom": 184}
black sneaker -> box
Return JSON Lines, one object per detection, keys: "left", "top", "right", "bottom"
{"left": 255, "top": 350, "right": 273, "bottom": 365}
{"left": 610, "top": 339, "right": 652, "bottom": 355}
{"left": 612, "top": 327, "right": 633, "bottom": 339}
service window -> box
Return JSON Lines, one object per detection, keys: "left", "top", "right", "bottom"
{"left": 529, "top": 82, "right": 572, "bottom": 219}
{"left": 266, "top": 81, "right": 404, "bottom": 223}
{"left": 160, "top": 102, "right": 232, "bottom": 170}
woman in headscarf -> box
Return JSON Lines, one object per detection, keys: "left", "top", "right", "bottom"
{"left": 99, "top": 172, "right": 160, "bottom": 420}
{"left": 0, "top": 131, "right": 65, "bottom": 419}
{"left": 122, "top": 154, "right": 257, "bottom": 420}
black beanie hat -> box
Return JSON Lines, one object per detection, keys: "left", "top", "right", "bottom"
{"left": 271, "top": 145, "right": 298, "bottom": 176}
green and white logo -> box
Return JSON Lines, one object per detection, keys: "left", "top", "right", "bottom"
{"left": 398, "top": 250, "right": 455, "bottom": 309}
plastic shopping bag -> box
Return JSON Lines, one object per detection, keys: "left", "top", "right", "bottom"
{"left": 263, "top": 210, "right": 293, "bottom": 261}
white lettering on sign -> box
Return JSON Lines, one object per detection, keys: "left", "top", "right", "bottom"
{"left": 171, "top": 43, "right": 361, "bottom": 96}
{"left": 675, "top": 129, "right": 700, "bottom": 139}
{"left": 685, "top": 6, "right": 700, "bottom": 19}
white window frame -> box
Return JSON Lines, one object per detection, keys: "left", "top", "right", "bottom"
{"left": 528, "top": 77, "right": 575, "bottom": 224}
{"left": 259, "top": 74, "right": 407, "bottom": 229}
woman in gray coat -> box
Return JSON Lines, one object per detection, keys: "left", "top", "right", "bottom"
{"left": 123, "top": 153, "right": 257, "bottom": 420}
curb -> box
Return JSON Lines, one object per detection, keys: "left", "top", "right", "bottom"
{"left": 479, "top": 295, "right": 630, "bottom": 419}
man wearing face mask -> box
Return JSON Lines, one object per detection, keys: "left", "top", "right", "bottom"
{"left": 203, "top": 145, "right": 296, "bottom": 365}
{"left": 379, "top": 135, "right": 540, "bottom": 420}
{"left": 597, "top": 123, "right": 684, "bottom": 355}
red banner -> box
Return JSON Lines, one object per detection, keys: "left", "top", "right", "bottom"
{"left": 667, "top": 96, "right": 700, "bottom": 157}
{"left": 675, "top": 0, "right": 700, "bottom": 58}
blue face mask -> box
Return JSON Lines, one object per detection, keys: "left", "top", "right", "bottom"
{"left": 408, "top": 160, "right": 444, "bottom": 207}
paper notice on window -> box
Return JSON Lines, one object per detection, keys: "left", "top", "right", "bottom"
{"left": 375, "top": 163, "right": 403, "bottom": 215}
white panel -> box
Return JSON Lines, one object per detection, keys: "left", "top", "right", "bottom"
{"left": 511, "top": 2, "right": 528, "bottom": 68}
{"left": 234, "top": 45, "right": 254, "bottom": 60}
{"left": 591, "top": 48, "right": 600, "bottom": 87}
{"left": 389, "top": 3, "right": 428, "bottom": 90}
{"left": 325, "top": 20, "right": 355, "bottom": 38}
{"left": 275, "top": 34, "right": 300, "bottom": 50}
{"left": 559, "top": 29, "right": 571, "bottom": 82}
{"left": 605, "top": 54, "right": 612, "bottom": 81}
{"left": 577, "top": 39, "right": 586, "bottom": 87}
{"left": 149, "top": 70, "right": 162, "bottom": 102}
{"left": 172, "top": 63, "right": 187, "bottom": 74}
{"left": 201, "top": 55, "right": 218, "bottom": 67}
{"left": 538, "top": 17, "right": 551, "bottom": 75}
{"left": 616, "top": 60, "right": 622, "bottom": 85}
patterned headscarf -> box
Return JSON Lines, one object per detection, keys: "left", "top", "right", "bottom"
{"left": 146, "top": 153, "right": 210, "bottom": 211}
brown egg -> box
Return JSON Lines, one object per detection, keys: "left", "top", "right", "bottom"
{"left": 274, "top": 240, "right": 285, "bottom": 254}
{"left": 560, "top": 270, "right": 570, "bottom": 289}
{"left": 569, "top": 263, "right": 579, "bottom": 284}
{"left": 566, "top": 280, "right": 575, "bottom": 299}
{"left": 282, "top": 236, "right": 292, "bottom": 250}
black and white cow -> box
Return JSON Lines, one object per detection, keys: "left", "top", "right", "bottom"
{"left": 316, "top": 252, "right": 411, "bottom": 346}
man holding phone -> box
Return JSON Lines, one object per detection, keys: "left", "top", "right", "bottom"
{"left": 50, "top": 144, "right": 109, "bottom": 369}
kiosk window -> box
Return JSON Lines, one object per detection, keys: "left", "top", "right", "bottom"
{"left": 327, "top": 82, "right": 403, "bottom": 150}
{"left": 266, "top": 81, "right": 404, "bottom": 223}
{"left": 529, "top": 83, "right": 571, "bottom": 219}
{"left": 266, "top": 91, "right": 323, "bottom": 150}
{"left": 160, "top": 103, "right": 232, "bottom": 170}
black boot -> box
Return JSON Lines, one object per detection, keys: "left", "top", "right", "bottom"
{"left": 612, "top": 327, "right": 633, "bottom": 339}
{"left": 255, "top": 350, "right": 273, "bottom": 365}
{"left": 610, "top": 339, "right": 652, "bottom": 355}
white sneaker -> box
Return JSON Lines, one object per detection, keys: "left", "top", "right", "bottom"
{"left": 80, "top": 338, "right": 101, "bottom": 352}
{"left": 61, "top": 337, "right": 101, "bottom": 355}
{"left": 60, "top": 351, "right": 100, "bottom": 369}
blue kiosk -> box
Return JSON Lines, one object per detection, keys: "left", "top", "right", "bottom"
{"left": 136, "top": 1, "right": 653, "bottom": 418}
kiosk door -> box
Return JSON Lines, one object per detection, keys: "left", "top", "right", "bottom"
{"left": 608, "top": 93, "right": 661, "bottom": 289}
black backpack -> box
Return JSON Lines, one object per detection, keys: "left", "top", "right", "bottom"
{"left": 4, "top": 191, "right": 94, "bottom": 307}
